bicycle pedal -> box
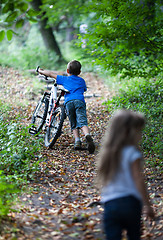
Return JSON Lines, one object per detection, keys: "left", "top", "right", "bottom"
{"left": 29, "top": 126, "right": 38, "bottom": 135}
{"left": 46, "top": 119, "right": 50, "bottom": 125}
{"left": 42, "top": 125, "right": 47, "bottom": 131}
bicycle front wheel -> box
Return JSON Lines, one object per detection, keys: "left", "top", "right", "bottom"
{"left": 45, "top": 105, "right": 66, "bottom": 148}
{"left": 31, "top": 97, "right": 49, "bottom": 134}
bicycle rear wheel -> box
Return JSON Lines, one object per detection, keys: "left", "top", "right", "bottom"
{"left": 45, "top": 105, "right": 66, "bottom": 148}
{"left": 30, "top": 96, "right": 49, "bottom": 134}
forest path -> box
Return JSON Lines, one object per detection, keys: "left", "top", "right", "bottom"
{"left": 0, "top": 67, "right": 162, "bottom": 240}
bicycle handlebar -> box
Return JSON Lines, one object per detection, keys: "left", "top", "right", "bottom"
{"left": 36, "top": 66, "right": 69, "bottom": 93}
{"left": 36, "top": 66, "right": 56, "bottom": 84}
{"left": 38, "top": 74, "right": 56, "bottom": 84}
{"left": 36, "top": 66, "right": 40, "bottom": 73}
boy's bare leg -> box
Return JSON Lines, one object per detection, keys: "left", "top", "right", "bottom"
{"left": 73, "top": 128, "right": 81, "bottom": 150}
{"left": 81, "top": 125, "right": 89, "bottom": 135}
{"left": 73, "top": 128, "right": 80, "bottom": 139}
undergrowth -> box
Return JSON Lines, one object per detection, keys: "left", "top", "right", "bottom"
{"left": 0, "top": 101, "right": 41, "bottom": 217}
{"left": 105, "top": 76, "right": 162, "bottom": 166}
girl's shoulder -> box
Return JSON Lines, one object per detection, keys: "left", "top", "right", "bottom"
{"left": 122, "top": 145, "right": 142, "bottom": 162}
{"left": 123, "top": 145, "right": 138, "bottom": 152}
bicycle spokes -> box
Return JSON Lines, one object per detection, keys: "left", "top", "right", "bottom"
{"left": 44, "top": 105, "right": 66, "bottom": 148}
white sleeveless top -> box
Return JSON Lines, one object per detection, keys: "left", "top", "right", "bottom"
{"left": 101, "top": 145, "right": 143, "bottom": 203}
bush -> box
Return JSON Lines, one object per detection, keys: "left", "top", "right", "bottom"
{"left": 0, "top": 102, "right": 41, "bottom": 217}
{"left": 0, "top": 172, "right": 20, "bottom": 216}
{"left": 106, "top": 77, "right": 162, "bottom": 161}
{"left": 0, "top": 119, "right": 41, "bottom": 182}
{"left": 0, "top": 123, "right": 41, "bottom": 180}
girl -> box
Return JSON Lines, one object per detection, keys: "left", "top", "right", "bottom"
{"left": 97, "top": 109, "right": 155, "bottom": 240}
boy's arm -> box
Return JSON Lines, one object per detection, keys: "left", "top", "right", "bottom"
{"left": 131, "top": 158, "right": 155, "bottom": 219}
{"left": 38, "top": 68, "right": 57, "bottom": 79}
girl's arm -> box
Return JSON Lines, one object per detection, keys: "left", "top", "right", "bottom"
{"left": 131, "top": 158, "right": 155, "bottom": 219}
{"left": 38, "top": 68, "right": 57, "bottom": 79}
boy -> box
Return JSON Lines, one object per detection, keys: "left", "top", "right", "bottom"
{"left": 38, "top": 60, "right": 95, "bottom": 154}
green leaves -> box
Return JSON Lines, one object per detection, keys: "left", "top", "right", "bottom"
{"left": 79, "top": 0, "right": 163, "bottom": 78}
{"left": 2, "top": 1, "right": 14, "bottom": 13}
{"left": 0, "top": 0, "right": 39, "bottom": 41}
{"left": 0, "top": 29, "right": 17, "bottom": 41}
{"left": 15, "top": 18, "right": 25, "bottom": 28}
{"left": 26, "top": 8, "right": 39, "bottom": 17}
{"left": 0, "top": 171, "right": 20, "bottom": 216}
{"left": 0, "top": 30, "right": 5, "bottom": 41}
{"left": 2, "top": 1, "right": 29, "bottom": 14}
{"left": 6, "top": 29, "right": 13, "bottom": 40}
{"left": 16, "top": 2, "right": 29, "bottom": 12}
{"left": 0, "top": 100, "right": 42, "bottom": 218}
{"left": 26, "top": 8, "right": 39, "bottom": 22}
{"left": 0, "top": 103, "right": 41, "bottom": 182}
{"left": 106, "top": 76, "right": 163, "bottom": 159}
{"left": 5, "top": 10, "right": 19, "bottom": 22}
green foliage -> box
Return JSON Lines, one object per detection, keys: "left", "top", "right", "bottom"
{"left": 1, "top": 0, "right": 162, "bottom": 80}
{"left": 0, "top": 25, "right": 62, "bottom": 70}
{"left": 79, "top": 0, "right": 163, "bottom": 78}
{"left": 106, "top": 76, "right": 162, "bottom": 160}
{"left": 0, "top": 109, "right": 41, "bottom": 182}
{"left": 0, "top": 0, "right": 39, "bottom": 41}
{"left": 0, "top": 30, "right": 5, "bottom": 41}
{"left": 41, "top": 0, "right": 85, "bottom": 25}
{"left": 6, "top": 29, "right": 15, "bottom": 41}
{"left": 0, "top": 0, "right": 94, "bottom": 69}
{"left": 0, "top": 23, "right": 90, "bottom": 71}
{"left": 0, "top": 171, "right": 20, "bottom": 216}
{"left": 0, "top": 101, "right": 41, "bottom": 217}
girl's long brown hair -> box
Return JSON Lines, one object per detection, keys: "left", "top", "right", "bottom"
{"left": 96, "top": 109, "right": 145, "bottom": 187}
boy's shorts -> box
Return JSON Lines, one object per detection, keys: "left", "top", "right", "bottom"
{"left": 65, "top": 99, "right": 88, "bottom": 130}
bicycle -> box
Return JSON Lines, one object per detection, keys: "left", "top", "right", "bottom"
{"left": 29, "top": 66, "right": 69, "bottom": 148}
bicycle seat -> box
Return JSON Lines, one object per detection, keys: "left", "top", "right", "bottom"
{"left": 57, "top": 85, "right": 69, "bottom": 93}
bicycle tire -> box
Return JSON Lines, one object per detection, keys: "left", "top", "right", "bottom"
{"left": 31, "top": 97, "right": 49, "bottom": 134}
{"left": 45, "top": 105, "right": 66, "bottom": 148}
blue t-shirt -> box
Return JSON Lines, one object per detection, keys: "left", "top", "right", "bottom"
{"left": 56, "top": 75, "right": 87, "bottom": 104}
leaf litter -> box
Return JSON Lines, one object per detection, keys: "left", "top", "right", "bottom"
{"left": 0, "top": 67, "right": 162, "bottom": 240}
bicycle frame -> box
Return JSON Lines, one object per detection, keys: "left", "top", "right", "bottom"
{"left": 46, "top": 84, "right": 57, "bottom": 127}
{"left": 46, "top": 84, "right": 68, "bottom": 127}
{"left": 29, "top": 70, "right": 69, "bottom": 139}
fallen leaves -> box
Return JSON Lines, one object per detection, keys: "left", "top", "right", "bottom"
{"left": 0, "top": 67, "right": 162, "bottom": 240}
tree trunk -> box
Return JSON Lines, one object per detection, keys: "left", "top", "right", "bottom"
{"left": 30, "top": 0, "right": 64, "bottom": 62}
{"left": 66, "top": 17, "right": 75, "bottom": 41}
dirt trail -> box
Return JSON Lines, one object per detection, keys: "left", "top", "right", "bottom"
{"left": 0, "top": 67, "right": 162, "bottom": 240}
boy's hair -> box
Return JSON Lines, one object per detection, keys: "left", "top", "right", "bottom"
{"left": 67, "top": 60, "right": 81, "bottom": 75}
{"left": 96, "top": 109, "right": 145, "bottom": 186}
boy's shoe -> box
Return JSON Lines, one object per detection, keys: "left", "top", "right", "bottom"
{"left": 74, "top": 140, "right": 82, "bottom": 150}
{"left": 86, "top": 135, "right": 95, "bottom": 154}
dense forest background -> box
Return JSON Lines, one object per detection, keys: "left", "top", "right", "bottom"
{"left": 0, "top": 0, "right": 162, "bottom": 159}
{"left": 0, "top": 0, "right": 162, "bottom": 236}
{"left": 0, "top": 0, "right": 162, "bottom": 76}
